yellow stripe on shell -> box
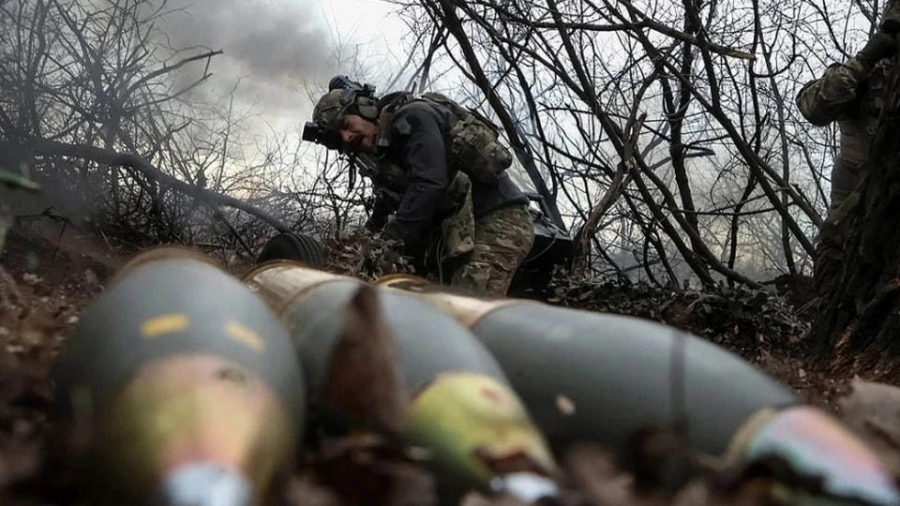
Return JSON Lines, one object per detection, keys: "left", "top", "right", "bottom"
{"left": 224, "top": 321, "right": 265, "bottom": 352}
{"left": 141, "top": 314, "right": 189, "bottom": 338}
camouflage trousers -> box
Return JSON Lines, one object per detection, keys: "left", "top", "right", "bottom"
{"left": 449, "top": 205, "right": 534, "bottom": 297}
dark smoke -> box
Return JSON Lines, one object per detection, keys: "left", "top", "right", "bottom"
{"left": 163, "top": 0, "right": 328, "bottom": 80}
{"left": 158, "top": 0, "right": 334, "bottom": 122}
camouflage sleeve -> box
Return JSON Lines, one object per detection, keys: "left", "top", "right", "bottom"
{"left": 796, "top": 59, "right": 868, "bottom": 126}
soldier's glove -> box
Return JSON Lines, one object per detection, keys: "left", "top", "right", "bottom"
{"left": 365, "top": 212, "right": 389, "bottom": 232}
{"left": 365, "top": 197, "right": 393, "bottom": 232}
{"left": 881, "top": 0, "right": 900, "bottom": 34}
{"left": 372, "top": 234, "right": 411, "bottom": 275}
{"left": 855, "top": 31, "right": 896, "bottom": 69}
{"left": 364, "top": 191, "right": 399, "bottom": 233}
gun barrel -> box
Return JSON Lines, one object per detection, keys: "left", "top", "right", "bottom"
{"left": 52, "top": 248, "right": 305, "bottom": 505}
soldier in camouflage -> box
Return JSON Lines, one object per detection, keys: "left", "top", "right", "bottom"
{"left": 796, "top": 7, "right": 900, "bottom": 292}
{"left": 310, "top": 84, "right": 534, "bottom": 297}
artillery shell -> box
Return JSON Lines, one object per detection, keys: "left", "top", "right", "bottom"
{"left": 374, "top": 278, "right": 797, "bottom": 456}
{"left": 52, "top": 247, "right": 305, "bottom": 505}
{"left": 244, "top": 263, "right": 557, "bottom": 498}
{"left": 380, "top": 279, "right": 900, "bottom": 504}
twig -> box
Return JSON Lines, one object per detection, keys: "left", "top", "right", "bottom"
{"left": 11, "top": 139, "right": 291, "bottom": 234}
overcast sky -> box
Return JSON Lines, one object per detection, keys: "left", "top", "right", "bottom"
{"left": 160, "top": 0, "right": 407, "bottom": 137}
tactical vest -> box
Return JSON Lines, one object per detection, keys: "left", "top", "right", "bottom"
{"left": 375, "top": 92, "right": 513, "bottom": 184}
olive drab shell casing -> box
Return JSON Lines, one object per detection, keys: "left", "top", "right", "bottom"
{"left": 469, "top": 304, "right": 800, "bottom": 457}
{"left": 286, "top": 280, "right": 507, "bottom": 392}
{"left": 243, "top": 262, "right": 509, "bottom": 397}
{"left": 51, "top": 247, "right": 305, "bottom": 505}
{"left": 376, "top": 277, "right": 900, "bottom": 504}
{"left": 243, "top": 262, "right": 557, "bottom": 495}
{"left": 372, "top": 275, "right": 798, "bottom": 456}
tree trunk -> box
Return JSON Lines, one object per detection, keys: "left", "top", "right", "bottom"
{"left": 809, "top": 59, "right": 900, "bottom": 381}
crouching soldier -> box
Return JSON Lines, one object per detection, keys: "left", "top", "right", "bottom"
{"left": 306, "top": 77, "right": 534, "bottom": 297}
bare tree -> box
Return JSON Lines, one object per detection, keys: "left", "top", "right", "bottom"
{"left": 0, "top": 0, "right": 302, "bottom": 253}
{"left": 383, "top": 0, "right": 866, "bottom": 287}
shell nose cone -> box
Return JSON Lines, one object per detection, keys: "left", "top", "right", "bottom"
{"left": 741, "top": 407, "right": 900, "bottom": 506}
{"left": 491, "top": 472, "right": 560, "bottom": 504}
{"left": 154, "top": 462, "right": 252, "bottom": 506}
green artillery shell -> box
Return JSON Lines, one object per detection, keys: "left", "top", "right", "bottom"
{"left": 243, "top": 262, "right": 557, "bottom": 494}
{"left": 373, "top": 275, "right": 798, "bottom": 457}
{"left": 52, "top": 248, "right": 305, "bottom": 505}
{"left": 380, "top": 277, "right": 900, "bottom": 505}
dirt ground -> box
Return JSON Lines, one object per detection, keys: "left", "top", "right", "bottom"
{"left": 0, "top": 218, "right": 898, "bottom": 506}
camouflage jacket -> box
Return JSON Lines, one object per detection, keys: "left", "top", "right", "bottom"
{"left": 371, "top": 97, "right": 528, "bottom": 254}
{"left": 796, "top": 58, "right": 890, "bottom": 208}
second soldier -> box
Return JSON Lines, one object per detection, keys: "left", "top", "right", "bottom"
{"left": 796, "top": 3, "right": 900, "bottom": 293}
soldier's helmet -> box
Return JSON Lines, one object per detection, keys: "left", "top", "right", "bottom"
{"left": 305, "top": 77, "right": 380, "bottom": 151}
{"left": 312, "top": 89, "right": 349, "bottom": 133}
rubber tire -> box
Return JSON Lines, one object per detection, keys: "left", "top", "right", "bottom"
{"left": 256, "top": 232, "right": 326, "bottom": 268}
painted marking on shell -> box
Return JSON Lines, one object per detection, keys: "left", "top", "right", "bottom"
{"left": 224, "top": 321, "right": 265, "bottom": 352}
{"left": 217, "top": 366, "right": 250, "bottom": 388}
{"left": 556, "top": 395, "right": 576, "bottom": 415}
{"left": 141, "top": 314, "right": 189, "bottom": 337}
{"left": 481, "top": 387, "right": 504, "bottom": 404}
